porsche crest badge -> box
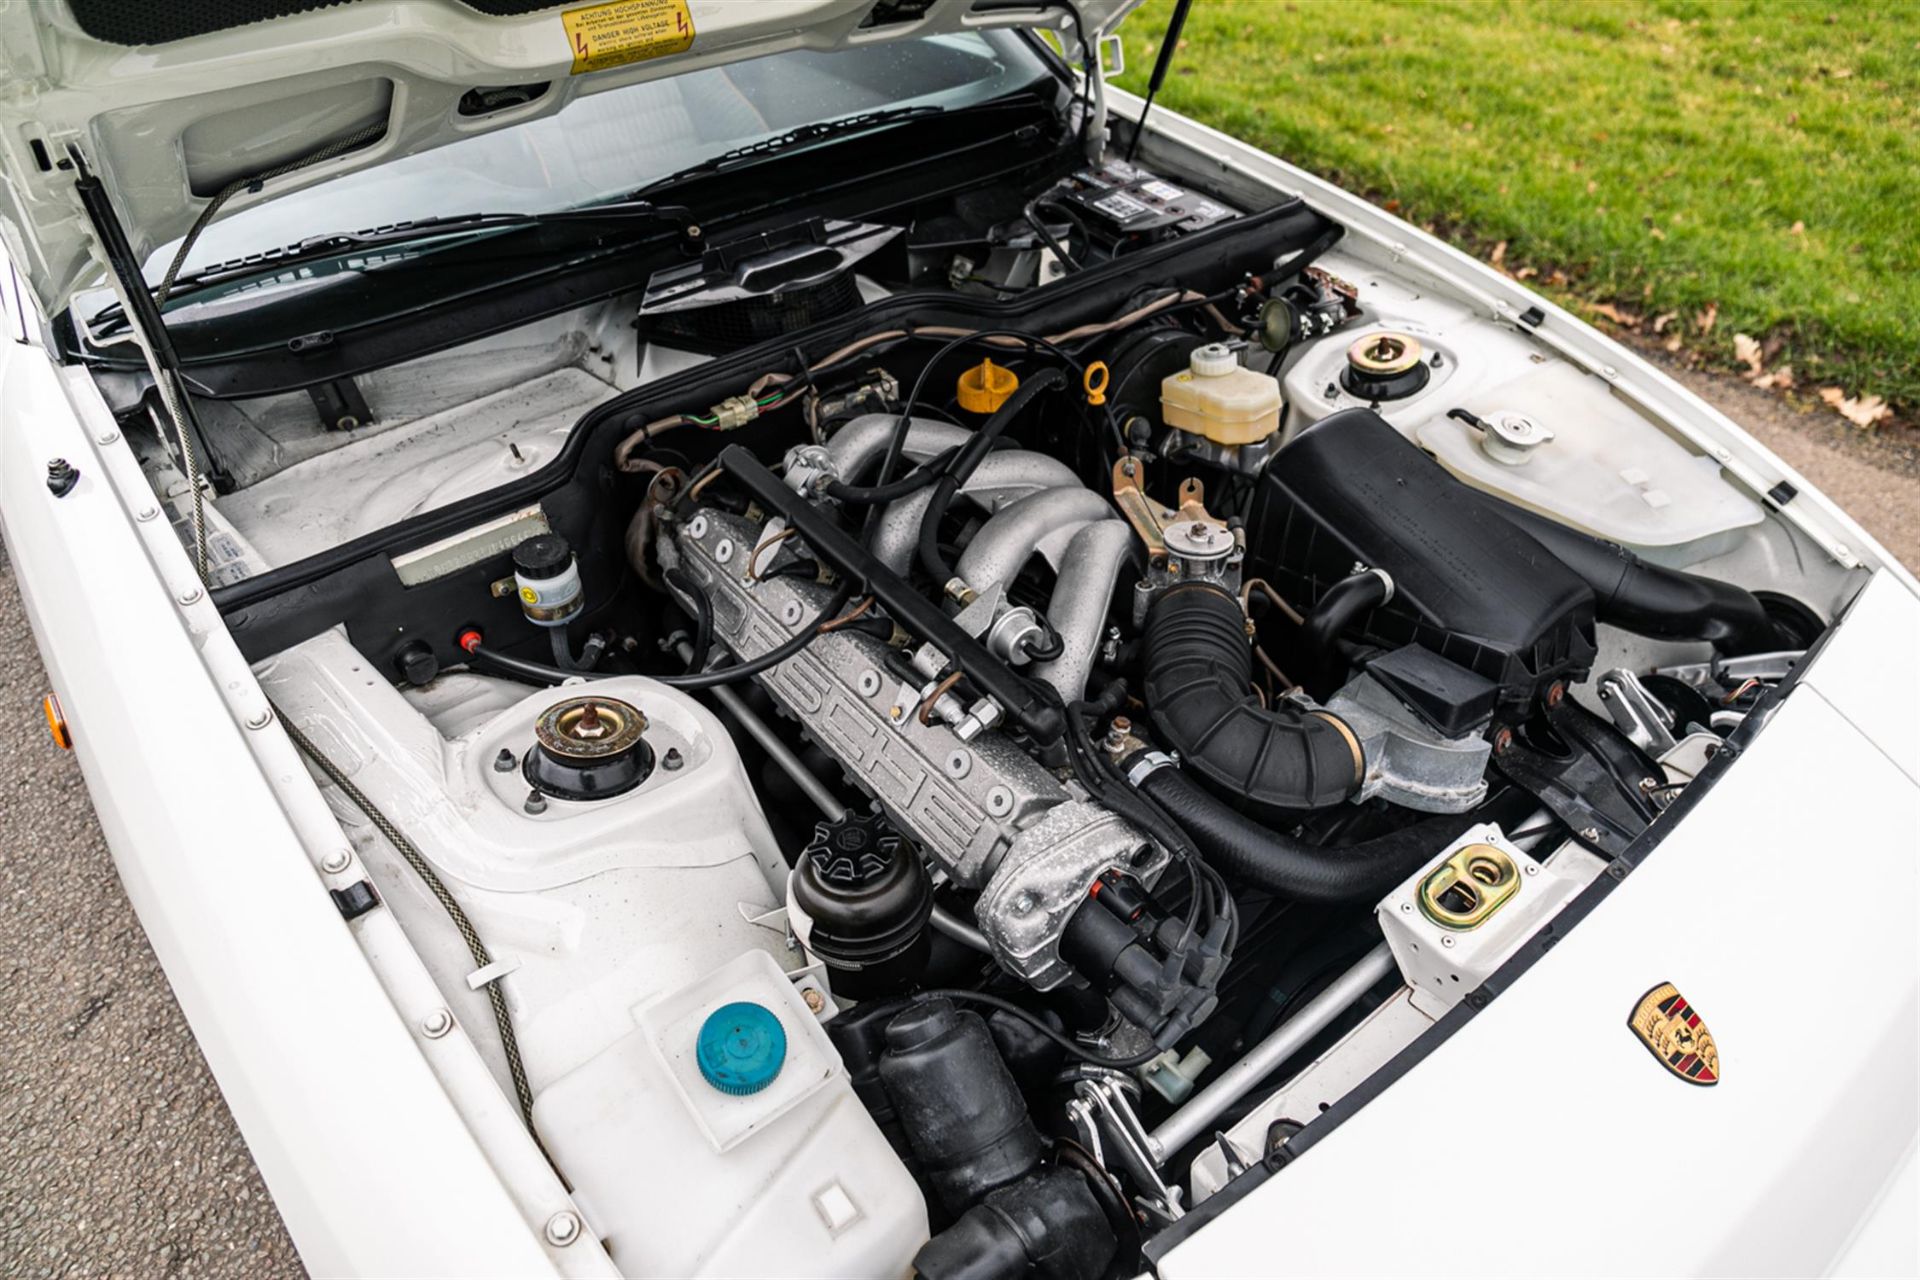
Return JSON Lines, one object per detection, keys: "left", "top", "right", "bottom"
{"left": 1628, "top": 982, "right": 1719, "bottom": 1085}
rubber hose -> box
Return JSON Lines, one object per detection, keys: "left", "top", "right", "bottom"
{"left": 1301, "top": 569, "right": 1391, "bottom": 690}
{"left": 1494, "top": 501, "right": 1783, "bottom": 654}
{"left": 823, "top": 445, "right": 962, "bottom": 505}
{"left": 1134, "top": 762, "right": 1475, "bottom": 904}
{"left": 917, "top": 368, "right": 1067, "bottom": 586}
{"left": 1143, "top": 581, "right": 1362, "bottom": 812}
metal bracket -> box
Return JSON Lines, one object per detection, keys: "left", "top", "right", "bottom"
{"left": 1069, "top": 1075, "right": 1183, "bottom": 1224}
{"left": 1596, "top": 669, "right": 1678, "bottom": 756}
{"left": 1112, "top": 457, "right": 1223, "bottom": 562}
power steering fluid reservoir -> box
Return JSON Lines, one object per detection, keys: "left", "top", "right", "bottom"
{"left": 1161, "top": 343, "right": 1282, "bottom": 446}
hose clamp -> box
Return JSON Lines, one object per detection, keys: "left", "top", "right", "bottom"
{"left": 1126, "top": 751, "right": 1178, "bottom": 787}
{"left": 1363, "top": 566, "right": 1395, "bottom": 605}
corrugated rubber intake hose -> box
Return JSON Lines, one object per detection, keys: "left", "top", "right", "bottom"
{"left": 1495, "top": 501, "right": 1784, "bottom": 654}
{"left": 1131, "top": 758, "right": 1476, "bottom": 904}
{"left": 917, "top": 367, "right": 1067, "bottom": 587}
{"left": 1143, "top": 580, "right": 1363, "bottom": 812}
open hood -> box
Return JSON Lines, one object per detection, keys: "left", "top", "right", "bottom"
{"left": 0, "top": 0, "right": 1138, "bottom": 316}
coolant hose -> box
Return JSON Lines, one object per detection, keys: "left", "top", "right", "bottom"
{"left": 1143, "top": 581, "right": 1362, "bottom": 812}
{"left": 1494, "top": 501, "right": 1783, "bottom": 654}
{"left": 1132, "top": 759, "right": 1474, "bottom": 904}
{"left": 917, "top": 368, "right": 1067, "bottom": 586}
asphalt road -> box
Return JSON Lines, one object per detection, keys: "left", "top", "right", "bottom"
{"left": 0, "top": 368, "right": 1912, "bottom": 1279}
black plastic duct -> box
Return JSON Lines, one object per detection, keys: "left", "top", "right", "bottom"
{"left": 1495, "top": 502, "right": 1785, "bottom": 655}
{"left": 1133, "top": 762, "right": 1476, "bottom": 904}
{"left": 1143, "top": 581, "right": 1361, "bottom": 811}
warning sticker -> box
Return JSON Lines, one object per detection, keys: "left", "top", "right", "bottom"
{"left": 562, "top": 0, "right": 694, "bottom": 76}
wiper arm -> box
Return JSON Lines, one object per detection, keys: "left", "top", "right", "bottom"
{"left": 90, "top": 200, "right": 696, "bottom": 334}
{"left": 630, "top": 104, "right": 944, "bottom": 199}
{"left": 193, "top": 200, "right": 694, "bottom": 292}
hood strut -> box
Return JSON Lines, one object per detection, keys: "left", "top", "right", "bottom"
{"left": 1126, "top": 0, "right": 1194, "bottom": 162}
{"left": 70, "top": 147, "right": 218, "bottom": 576}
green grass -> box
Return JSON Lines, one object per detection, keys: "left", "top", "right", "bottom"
{"left": 1115, "top": 0, "right": 1920, "bottom": 423}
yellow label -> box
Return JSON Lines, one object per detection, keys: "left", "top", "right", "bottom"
{"left": 562, "top": 0, "right": 694, "bottom": 76}
{"left": 520, "top": 586, "right": 540, "bottom": 604}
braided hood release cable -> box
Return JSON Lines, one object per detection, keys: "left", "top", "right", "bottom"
{"left": 274, "top": 705, "right": 539, "bottom": 1130}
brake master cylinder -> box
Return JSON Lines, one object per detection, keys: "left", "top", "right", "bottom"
{"left": 1160, "top": 342, "right": 1281, "bottom": 450}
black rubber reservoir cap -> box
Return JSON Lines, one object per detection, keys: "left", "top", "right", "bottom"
{"left": 794, "top": 812, "right": 933, "bottom": 999}
{"left": 512, "top": 533, "right": 572, "bottom": 579}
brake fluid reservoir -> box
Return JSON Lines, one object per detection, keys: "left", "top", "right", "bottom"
{"left": 1161, "top": 343, "right": 1282, "bottom": 446}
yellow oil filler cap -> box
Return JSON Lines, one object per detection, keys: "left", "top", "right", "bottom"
{"left": 956, "top": 357, "right": 1019, "bottom": 414}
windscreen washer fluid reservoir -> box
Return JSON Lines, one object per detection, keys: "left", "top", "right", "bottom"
{"left": 1162, "top": 343, "right": 1282, "bottom": 446}
{"left": 533, "top": 950, "right": 928, "bottom": 1276}
{"left": 1416, "top": 360, "right": 1763, "bottom": 556}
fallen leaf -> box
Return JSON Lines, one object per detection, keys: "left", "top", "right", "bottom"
{"left": 1383, "top": 198, "right": 1401, "bottom": 213}
{"left": 1586, "top": 179, "right": 1599, "bottom": 195}
{"left": 1789, "top": 220, "right": 1806, "bottom": 236}
{"left": 1649, "top": 227, "right": 1667, "bottom": 239}
{"left": 1786, "top": 111, "right": 1801, "bottom": 125}
{"left": 1819, "top": 387, "right": 1891, "bottom": 428}
{"left": 1663, "top": 334, "right": 1685, "bottom": 353}
{"left": 1695, "top": 302, "right": 1719, "bottom": 335}
{"left": 1752, "top": 365, "right": 1796, "bottom": 391}
{"left": 1548, "top": 269, "right": 1570, "bottom": 286}
{"left": 1490, "top": 240, "right": 1508, "bottom": 266}
{"left": 1733, "top": 333, "right": 1765, "bottom": 376}
{"left": 1653, "top": 312, "right": 1678, "bottom": 333}
{"left": 1589, "top": 302, "right": 1639, "bottom": 329}
{"left": 1516, "top": 267, "right": 1538, "bottom": 280}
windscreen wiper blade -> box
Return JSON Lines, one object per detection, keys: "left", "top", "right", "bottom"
{"left": 88, "top": 199, "right": 696, "bottom": 334}
{"left": 630, "top": 104, "right": 945, "bottom": 199}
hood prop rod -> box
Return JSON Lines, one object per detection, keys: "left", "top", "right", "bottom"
{"left": 69, "top": 147, "right": 221, "bottom": 576}
{"left": 1126, "top": 0, "right": 1195, "bottom": 162}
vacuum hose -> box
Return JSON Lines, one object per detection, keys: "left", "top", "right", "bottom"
{"left": 917, "top": 368, "right": 1067, "bottom": 587}
{"left": 1142, "top": 581, "right": 1362, "bottom": 812}
{"left": 1495, "top": 501, "right": 1783, "bottom": 654}
{"left": 1131, "top": 759, "right": 1475, "bottom": 904}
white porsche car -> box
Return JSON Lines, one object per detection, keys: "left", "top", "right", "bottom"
{"left": 1, "top": 2, "right": 1914, "bottom": 1276}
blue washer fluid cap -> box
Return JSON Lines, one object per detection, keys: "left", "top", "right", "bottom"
{"left": 696, "top": 1001, "right": 787, "bottom": 1096}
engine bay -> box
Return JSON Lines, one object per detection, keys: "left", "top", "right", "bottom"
{"left": 118, "top": 146, "right": 1869, "bottom": 1277}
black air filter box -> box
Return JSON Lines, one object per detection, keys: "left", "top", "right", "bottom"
{"left": 1249, "top": 408, "right": 1595, "bottom": 704}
